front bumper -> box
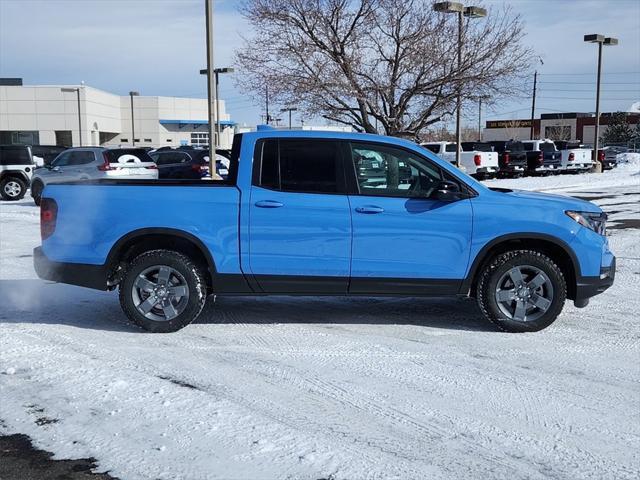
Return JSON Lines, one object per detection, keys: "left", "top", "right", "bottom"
{"left": 575, "top": 257, "right": 616, "bottom": 301}
{"left": 34, "top": 247, "right": 108, "bottom": 290}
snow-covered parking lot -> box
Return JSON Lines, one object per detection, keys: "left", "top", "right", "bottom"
{"left": 1, "top": 162, "right": 639, "bottom": 480}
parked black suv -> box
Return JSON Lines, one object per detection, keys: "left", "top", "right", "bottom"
{"left": 485, "top": 141, "right": 528, "bottom": 178}
{"left": 0, "top": 145, "right": 34, "bottom": 200}
{"left": 149, "top": 148, "right": 230, "bottom": 180}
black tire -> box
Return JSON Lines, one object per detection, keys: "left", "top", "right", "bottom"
{"left": 477, "top": 250, "right": 566, "bottom": 332}
{"left": 0, "top": 177, "right": 27, "bottom": 201}
{"left": 119, "top": 249, "right": 207, "bottom": 333}
{"left": 31, "top": 181, "right": 44, "bottom": 206}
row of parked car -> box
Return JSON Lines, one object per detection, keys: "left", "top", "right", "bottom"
{"left": 421, "top": 139, "right": 623, "bottom": 179}
{"left": 0, "top": 144, "right": 232, "bottom": 203}
{"left": 0, "top": 140, "right": 631, "bottom": 203}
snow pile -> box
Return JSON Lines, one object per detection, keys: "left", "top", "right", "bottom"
{"left": 616, "top": 151, "right": 640, "bottom": 168}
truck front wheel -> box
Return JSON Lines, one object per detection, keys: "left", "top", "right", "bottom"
{"left": 476, "top": 250, "right": 566, "bottom": 332}
{"left": 119, "top": 249, "right": 207, "bottom": 333}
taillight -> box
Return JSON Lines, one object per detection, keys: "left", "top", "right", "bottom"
{"left": 537, "top": 152, "right": 543, "bottom": 165}
{"left": 97, "top": 152, "right": 114, "bottom": 171}
{"left": 598, "top": 150, "right": 605, "bottom": 162}
{"left": 474, "top": 154, "right": 482, "bottom": 166}
{"left": 568, "top": 152, "right": 575, "bottom": 162}
{"left": 40, "top": 198, "right": 58, "bottom": 241}
{"left": 146, "top": 164, "right": 158, "bottom": 170}
{"left": 191, "top": 163, "right": 203, "bottom": 173}
{"left": 503, "top": 153, "right": 510, "bottom": 165}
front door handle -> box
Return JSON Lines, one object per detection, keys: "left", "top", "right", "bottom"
{"left": 255, "top": 200, "right": 284, "bottom": 208}
{"left": 355, "top": 205, "right": 384, "bottom": 214}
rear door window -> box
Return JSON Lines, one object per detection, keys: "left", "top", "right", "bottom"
{"left": 445, "top": 143, "right": 457, "bottom": 153}
{"left": 68, "top": 151, "right": 95, "bottom": 165}
{"left": 256, "top": 139, "right": 342, "bottom": 194}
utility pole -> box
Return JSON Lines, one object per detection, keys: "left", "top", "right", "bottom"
{"left": 529, "top": 71, "right": 537, "bottom": 140}
{"left": 205, "top": 0, "right": 216, "bottom": 175}
{"left": 265, "top": 85, "right": 270, "bottom": 124}
{"left": 455, "top": 9, "right": 462, "bottom": 167}
{"left": 478, "top": 97, "right": 483, "bottom": 141}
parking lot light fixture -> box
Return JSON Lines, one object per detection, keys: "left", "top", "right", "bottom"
{"left": 129, "top": 91, "right": 139, "bottom": 147}
{"left": 583, "top": 33, "right": 619, "bottom": 170}
{"left": 433, "top": 2, "right": 486, "bottom": 168}
{"left": 280, "top": 107, "right": 298, "bottom": 129}
{"left": 200, "top": 67, "right": 234, "bottom": 149}
{"left": 61, "top": 87, "right": 82, "bottom": 146}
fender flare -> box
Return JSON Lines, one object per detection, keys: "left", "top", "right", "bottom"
{"left": 459, "top": 232, "right": 581, "bottom": 295}
{"left": 105, "top": 227, "right": 217, "bottom": 276}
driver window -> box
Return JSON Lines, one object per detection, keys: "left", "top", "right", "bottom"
{"left": 350, "top": 142, "right": 442, "bottom": 198}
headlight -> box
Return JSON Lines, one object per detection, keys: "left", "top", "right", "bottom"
{"left": 566, "top": 210, "right": 607, "bottom": 235}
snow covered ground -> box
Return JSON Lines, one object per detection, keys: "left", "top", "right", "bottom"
{"left": 1, "top": 161, "right": 639, "bottom": 480}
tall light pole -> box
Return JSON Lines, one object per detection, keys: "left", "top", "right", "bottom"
{"left": 129, "top": 91, "right": 139, "bottom": 147}
{"left": 61, "top": 87, "right": 82, "bottom": 146}
{"left": 584, "top": 34, "right": 619, "bottom": 171}
{"left": 476, "top": 95, "right": 489, "bottom": 141}
{"left": 204, "top": 0, "right": 216, "bottom": 175}
{"left": 280, "top": 107, "right": 298, "bottom": 129}
{"left": 434, "top": 2, "right": 486, "bottom": 168}
{"left": 529, "top": 57, "right": 544, "bottom": 140}
{"left": 201, "top": 67, "right": 234, "bottom": 149}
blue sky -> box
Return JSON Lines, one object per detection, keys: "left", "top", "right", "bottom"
{"left": 1, "top": 0, "right": 638, "bottom": 128}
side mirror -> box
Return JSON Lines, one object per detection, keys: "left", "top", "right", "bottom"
{"left": 434, "top": 181, "right": 462, "bottom": 202}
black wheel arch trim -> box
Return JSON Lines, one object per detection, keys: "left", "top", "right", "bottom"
{"left": 460, "top": 232, "right": 582, "bottom": 295}
{"left": 106, "top": 227, "right": 217, "bottom": 274}
{"left": 105, "top": 227, "right": 255, "bottom": 294}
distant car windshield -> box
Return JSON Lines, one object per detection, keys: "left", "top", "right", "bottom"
{"left": 466, "top": 143, "right": 493, "bottom": 152}
{"left": 105, "top": 149, "right": 154, "bottom": 164}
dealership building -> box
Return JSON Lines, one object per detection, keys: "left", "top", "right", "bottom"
{"left": 0, "top": 79, "right": 235, "bottom": 149}
{"left": 483, "top": 112, "right": 640, "bottom": 143}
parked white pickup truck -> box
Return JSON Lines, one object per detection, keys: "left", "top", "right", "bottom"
{"left": 554, "top": 141, "right": 594, "bottom": 173}
{"left": 421, "top": 141, "right": 499, "bottom": 179}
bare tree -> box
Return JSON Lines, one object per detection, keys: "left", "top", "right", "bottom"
{"left": 236, "top": 0, "right": 532, "bottom": 139}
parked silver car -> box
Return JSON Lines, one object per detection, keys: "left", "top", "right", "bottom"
{"left": 30, "top": 147, "right": 158, "bottom": 205}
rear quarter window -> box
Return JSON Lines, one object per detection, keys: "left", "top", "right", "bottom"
{"left": 0, "top": 146, "right": 33, "bottom": 165}
{"left": 106, "top": 149, "right": 154, "bottom": 163}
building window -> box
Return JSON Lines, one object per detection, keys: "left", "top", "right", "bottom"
{"left": 134, "top": 138, "right": 140, "bottom": 142}
{"left": 166, "top": 139, "right": 172, "bottom": 142}
{"left": 191, "top": 132, "right": 209, "bottom": 146}
{"left": 144, "top": 138, "right": 152, "bottom": 142}
{"left": 120, "top": 138, "right": 129, "bottom": 143}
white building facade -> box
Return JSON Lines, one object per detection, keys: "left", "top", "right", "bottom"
{"left": 0, "top": 82, "right": 235, "bottom": 149}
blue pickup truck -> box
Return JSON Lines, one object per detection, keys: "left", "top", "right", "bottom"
{"left": 34, "top": 131, "right": 615, "bottom": 333}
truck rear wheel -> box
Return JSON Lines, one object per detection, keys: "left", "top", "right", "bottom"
{"left": 477, "top": 250, "right": 566, "bottom": 332}
{"left": 1, "top": 177, "right": 26, "bottom": 201}
{"left": 119, "top": 249, "right": 207, "bottom": 333}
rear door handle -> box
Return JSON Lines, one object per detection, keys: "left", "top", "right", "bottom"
{"left": 255, "top": 200, "right": 284, "bottom": 208}
{"left": 355, "top": 205, "right": 384, "bottom": 214}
